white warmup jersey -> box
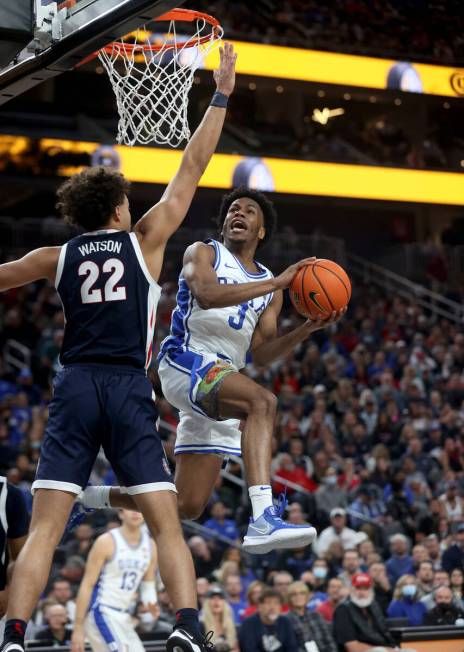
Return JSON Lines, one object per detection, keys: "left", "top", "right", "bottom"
{"left": 160, "top": 239, "right": 274, "bottom": 368}
{"left": 86, "top": 527, "right": 151, "bottom": 652}
{"left": 90, "top": 527, "right": 151, "bottom": 612}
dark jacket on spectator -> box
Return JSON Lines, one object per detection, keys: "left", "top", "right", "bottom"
{"left": 238, "top": 612, "right": 298, "bottom": 652}
{"left": 424, "top": 603, "right": 464, "bottom": 626}
{"left": 35, "top": 626, "right": 73, "bottom": 646}
{"left": 441, "top": 544, "right": 464, "bottom": 573}
{"left": 287, "top": 609, "right": 337, "bottom": 652}
{"left": 333, "top": 598, "right": 396, "bottom": 651}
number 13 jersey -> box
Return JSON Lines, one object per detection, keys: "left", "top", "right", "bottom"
{"left": 160, "top": 239, "right": 274, "bottom": 370}
{"left": 56, "top": 229, "right": 160, "bottom": 370}
{"left": 90, "top": 526, "right": 151, "bottom": 612}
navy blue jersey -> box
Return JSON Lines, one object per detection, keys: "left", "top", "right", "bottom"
{"left": 56, "top": 229, "right": 160, "bottom": 369}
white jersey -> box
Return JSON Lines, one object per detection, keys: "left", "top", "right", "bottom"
{"left": 90, "top": 527, "right": 151, "bottom": 613}
{"left": 160, "top": 239, "right": 274, "bottom": 369}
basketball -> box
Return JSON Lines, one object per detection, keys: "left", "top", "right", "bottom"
{"left": 290, "top": 259, "right": 351, "bottom": 319}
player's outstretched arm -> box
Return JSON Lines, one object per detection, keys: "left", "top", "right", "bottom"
{"left": 71, "top": 534, "right": 113, "bottom": 652}
{"left": 251, "top": 298, "right": 346, "bottom": 367}
{"left": 184, "top": 243, "right": 317, "bottom": 309}
{"left": 133, "top": 43, "right": 237, "bottom": 252}
{"left": 0, "top": 247, "right": 60, "bottom": 292}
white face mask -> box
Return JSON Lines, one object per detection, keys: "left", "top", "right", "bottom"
{"left": 325, "top": 476, "right": 338, "bottom": 486}
{"left": 139, "top": 613, "right": 155, "bottom": 627}
{"left": 313, "top": 567, "right": 328, "bottom": 580}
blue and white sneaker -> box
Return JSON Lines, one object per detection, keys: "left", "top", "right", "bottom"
{"left": 242, "top": 495, "right": 317, "bottom": 554}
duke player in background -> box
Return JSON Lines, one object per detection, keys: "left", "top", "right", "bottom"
{"left": 0, "top": 42, "right": 237, "bottom": 652}
{"left": 71, "top": 510, "right": 157, "bottom": 652}
{"left": 81, "top": 188, "right": 345, "bottom": 554}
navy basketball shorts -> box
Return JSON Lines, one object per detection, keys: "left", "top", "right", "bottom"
{"left": 33, "top": 364, "right": 176, "bottom": 496}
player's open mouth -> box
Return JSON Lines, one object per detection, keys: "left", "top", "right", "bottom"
{"left": 230, "top": 218, "right": 247, "bottom": 233}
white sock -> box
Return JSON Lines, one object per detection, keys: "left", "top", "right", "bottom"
{"left": 79, "top": 485, "right": 112, "bottom": 509}
{"left": 248, "top": 485, "right": 273, "bottom": 521}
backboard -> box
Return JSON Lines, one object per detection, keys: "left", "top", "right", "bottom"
{"left": 0, "top": 0, "right": 183, "bottom": 105}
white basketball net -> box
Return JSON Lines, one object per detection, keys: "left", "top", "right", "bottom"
{"left": 98, "top": 16, "right": 223, "bottom": 147}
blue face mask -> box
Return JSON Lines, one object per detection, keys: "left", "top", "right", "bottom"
{"left": 313, "top": 567, "right": 328, "bottom": 580}
{"left": 402, "top": 585, "right": 417, "bottom": 598}
{"left": 325, "top": 476, "right": 337, "bottom": 486}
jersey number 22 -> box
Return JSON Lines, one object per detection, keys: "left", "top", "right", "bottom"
{"left": 79, "top": 258, "right": 127, "bottom": 304}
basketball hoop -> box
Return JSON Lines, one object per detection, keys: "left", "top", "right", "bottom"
{"left": 94, "top": 8, "right": 223, "bottom": 147}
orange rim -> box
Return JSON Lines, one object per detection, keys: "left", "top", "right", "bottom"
{"left": 99, "top": 8, "right": 221, "bottom": 55}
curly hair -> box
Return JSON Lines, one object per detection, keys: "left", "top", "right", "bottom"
{"left": 215, "top": 187, "right": 277, "bottom": 248}
{"left": 56, "top": 166, "right": 131, "bottom": 231}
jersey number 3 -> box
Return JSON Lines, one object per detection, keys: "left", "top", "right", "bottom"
{"left": 79, "top": 258, "right": 126, "bottom": 304}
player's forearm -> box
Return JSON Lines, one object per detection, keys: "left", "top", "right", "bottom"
{"left": 252, "top": 321, "right": 313, "bottom": 366}
{"left": 181, "top": 105, "right": 227, "bottom": 180}
{"left": 74, "top": 583, "right": 94, "bottom": 627}
{"left": 193, "top": 277, "right": 277, "bottom": 310}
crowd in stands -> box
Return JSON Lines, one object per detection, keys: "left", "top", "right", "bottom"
{"left": 2, "top": 256, "right": 464, "bottom": 649}
{"left": 195, "top": 0, "right": 464, "bottom": 65}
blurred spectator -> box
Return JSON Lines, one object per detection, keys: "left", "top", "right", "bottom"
{"left": 450, "top": 568, "right": 464, "bottom": 607}
{"left": 368, "top": 562, "right": 393, "bottom": 615}
{"left": 239, "top": 589, "right": 298, "bottom": 652}
{"left": 135, "top": 602, "right": 172, "bottom": 636}
{"left": 333, "top": 573, "right": 417, "bottom": 652}
{"left": 415, "top": 561, "right": 435, "bottom": 599}
{"left": 241, "top": 580, "right": 265, "bottom": 620}
{"left": 196, "top": 577, "right": 210, "bottom": 610}
{"left": 203, "top": 501, "right": 240, "bottom": 547}
{"left": 188, "top": 536, "right": 221, "bottom": 578}
{"left": 35, "top": 603, "right": 73, "bottom": 646}
{"left": 442, "top": 523, "right": 464, "bottom": 572}
{"left": 287, "top": 581, "right": 337, "bottom": 652}
{"left": 316, "top": 577, "right": 346, "bottom": 623}
{"left": 200, "top": 587, "right": 238, "bottom": 651}
{"left": 315, "top": 467, "right": 347, "bottom": 513}
{"left": 387, "top": 575, "right": 427, "bottom": 626}
{"left": 224, "top": 575, "right": 246, "bottom": 625}
{"left": 424, "top": 585, "right": 464, "bottom": 625}
{"left": 270, "top": 571, "right": 293, "bottom": 611}
{"left": 338, "top": 550, "right": 362, "bottom": 588}
{"left": 315, "top": 508, "right": 358, "bottom": 556}
{"left": 385, "top": 534, "right": 414, "bottom": 585}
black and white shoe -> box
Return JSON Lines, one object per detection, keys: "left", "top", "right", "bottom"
{"left": 1, "top": 644, "right": 25, "bottom": 652}
{"left": 166, "top": 628, "right": 214, "bottom": 651}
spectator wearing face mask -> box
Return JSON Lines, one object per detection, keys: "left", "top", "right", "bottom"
{"left": 316, "top": 467, "right": 348, "bottom": 514}
{"left": 312, "top": 559, "right": 329, "bottom": 593}
{"left": 424, "top": 585, "right": 464, "bottom": 625}
{"left": 333, "top": 573, "right": 418, "bottom": 652}
{"left": 387, "top": 575, "right": 426, "bottom": 625}
{"left": 299, "top": 570, "right": 327, "bottom": 611}
{"left": 135, "top": 601, "right": 172, "bottom": 636}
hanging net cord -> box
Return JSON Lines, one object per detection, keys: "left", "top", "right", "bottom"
{"left": 98, "top": 18, "right": 223, "bottom": 147}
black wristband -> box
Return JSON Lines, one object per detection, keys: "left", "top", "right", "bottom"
{"left": 210, "top": 91, "right": 229, "bottom": 108}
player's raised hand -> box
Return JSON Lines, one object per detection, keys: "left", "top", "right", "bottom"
{"left": 213, "top": 41, "right": 237, "bottom": 96}
{"left": 304, "top": 307, "right": 348, "bottom": 333}
{"left": 274, "top": 257, "right": 317, "bottom": 290}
